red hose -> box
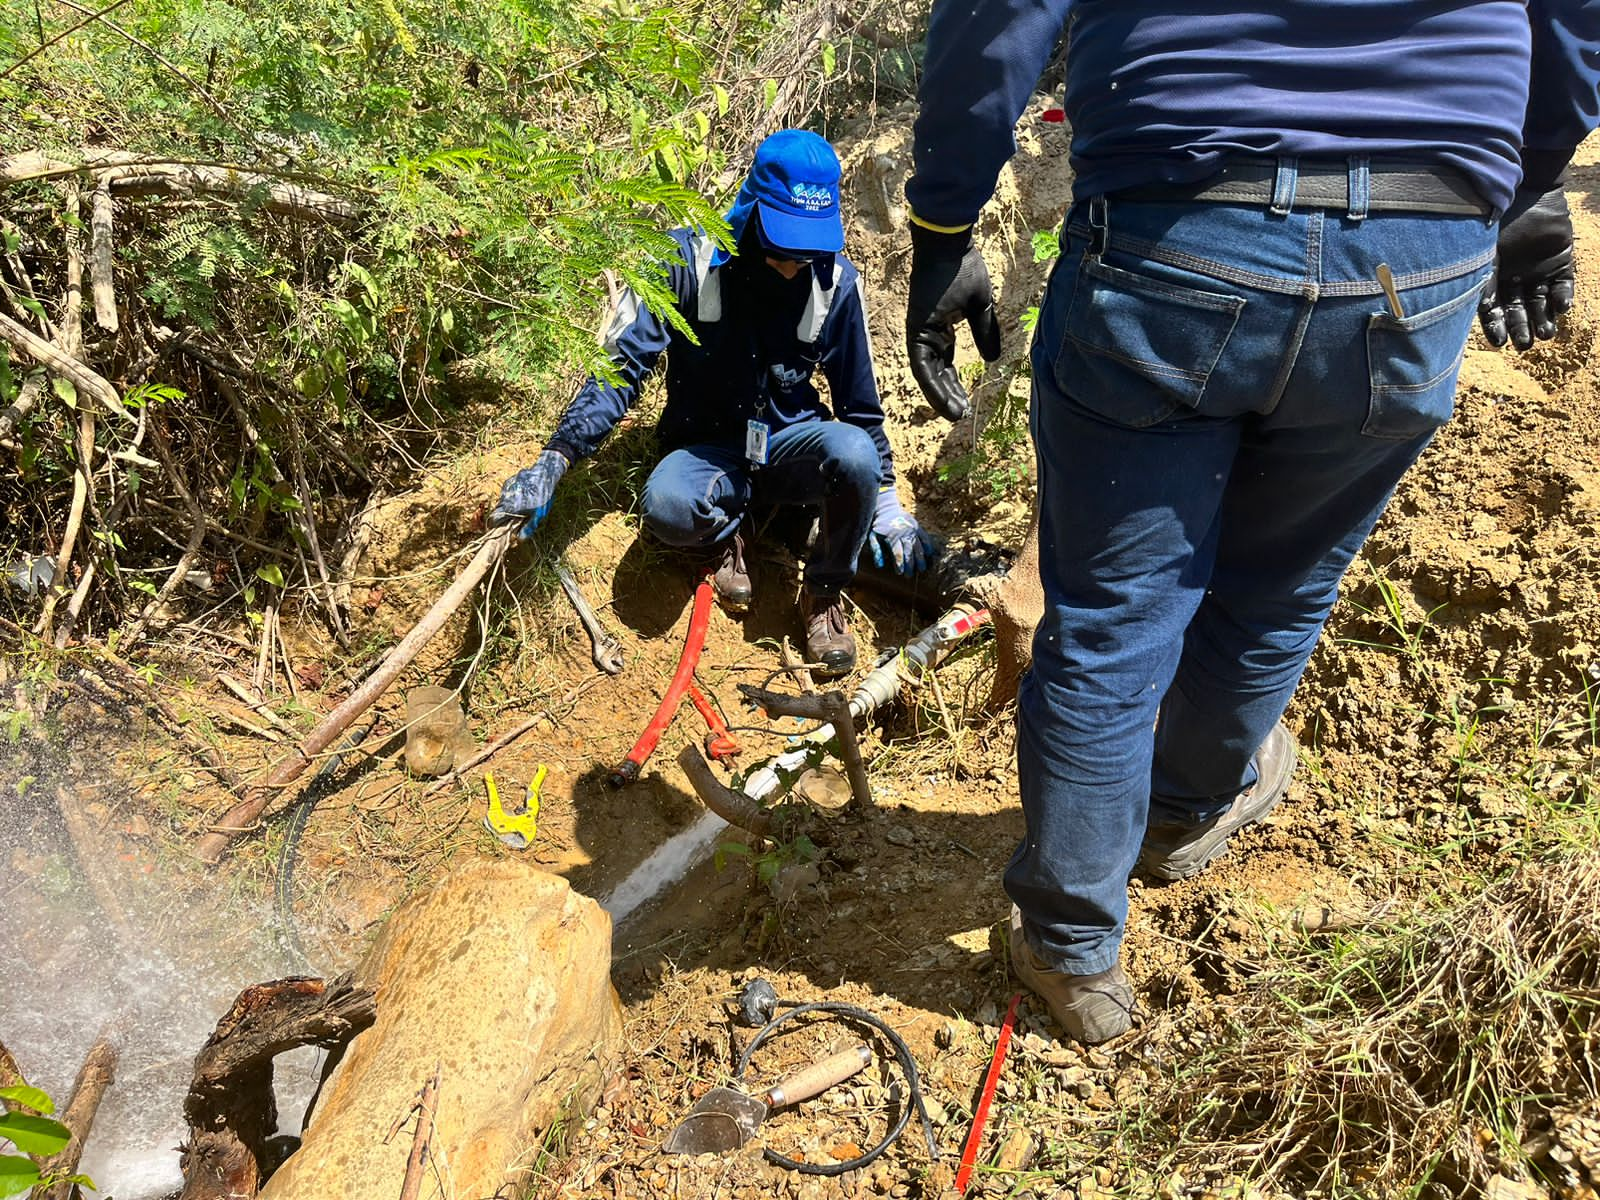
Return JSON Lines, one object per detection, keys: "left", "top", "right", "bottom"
{"left": 609, "top": 578, "right": 714, "bottom": 786}
{"left": 954, "top": 991, "right": 1021, "bottom": 1192}
{"left": 687, "top": 680, "right": 740, "bottom": 760}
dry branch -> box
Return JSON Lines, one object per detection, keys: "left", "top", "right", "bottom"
{"left": 36, "top": 1032, "right": 119, "bottom": 1200}
{"left": 90, "top": 176, "right": 117, "bottom": 331}
{"left": 0, "top": 310, "right": 128, "bottom": 421}
{"left": 395, "top": 1064, "right": 441, "bottom": 1200}
{"left": 194, "top": 525, "right": 515, "bottom": 863}
{"left": 0, "top": 152, "right": 361, "bottom": 223}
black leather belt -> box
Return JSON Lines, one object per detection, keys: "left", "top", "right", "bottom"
{"left": 1117, "top": 159, "right": 1492, "bottom": 217}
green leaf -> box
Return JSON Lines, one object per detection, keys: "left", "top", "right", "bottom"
{"left": 713, "top": 83, "right": 729, "bottom": 116}
{"left": 0, "top": 1087, "right": 52, "bottom": 1116}
{"left": 0, "top": 1154, "right": 40, "bottom": 1200}
{"left": 0, "top": 1112, "right": 72, "bottom": 1155}
{"left": 821, "top": 41, "right": 836, "bottom": 78}
{"left": 256, "top": 564, "right": 285, "bottom": 589}
{"left": 18, "top": 296, "right": 45, "bottom": 323}
{"left": 51, "top": 376, "right": 77, "bottom": 408}
{"left": 762, "top": 78, "right": 778, "bottom": 110}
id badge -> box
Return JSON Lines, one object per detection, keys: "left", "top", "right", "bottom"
{"left": 745, "top": 419, "right": 770, "bottom": 467}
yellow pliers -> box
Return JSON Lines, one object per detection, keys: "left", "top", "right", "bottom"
{"left": 484, "top": 765, "right": 545, "bottom": 850}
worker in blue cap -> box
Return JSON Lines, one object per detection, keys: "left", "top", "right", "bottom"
{"left": 492, "top": 129, "right": 934, "bottom": 675}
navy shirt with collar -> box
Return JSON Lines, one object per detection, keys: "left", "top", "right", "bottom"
{"left": 545, "top": 226, "right": 896, "bottom": 487}
{"left": 907, "top": 1, "right": 1600, "bottom": 227}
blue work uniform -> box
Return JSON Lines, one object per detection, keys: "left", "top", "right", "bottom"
{"left": 546, "top": 226, "right": 893, "bottom": 593}
{"left": 907, "top": 3, "right": 1600, "bottom": 975}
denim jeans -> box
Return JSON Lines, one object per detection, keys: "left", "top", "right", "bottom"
{"left": 1011, "top": 165, "right": 1496, "bottom": 973}
{"left": 640, "top": 419, "right": 880, "bottom": 593}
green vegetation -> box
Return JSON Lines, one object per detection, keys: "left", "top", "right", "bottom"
{"left": 0, "top": 1082, "right": 93, "bottom": 1198}
{"left": 0, "top": 0, "right": 859, "bottom": 644}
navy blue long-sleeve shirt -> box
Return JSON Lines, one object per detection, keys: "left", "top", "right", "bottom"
{"left": 907, "top": 1, "right": 1600, "bottom": 226}
{"left": 546, "top": 227, "right": 896, "bottom": 486}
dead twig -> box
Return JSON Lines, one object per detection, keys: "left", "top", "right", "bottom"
{"left": 393, "top": 1063, "right": 441, "bottom": 1200}
{"left": 195, "top": 526, "right": 515, "bottom": 863}
{"left": 121, "top": 410, "right": 205, "bottom": 648}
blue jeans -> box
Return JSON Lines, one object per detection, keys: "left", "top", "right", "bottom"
{"left": 640, "top": 419, "right": 880, "bottom": 593}
{"left": 1012, "top": 168, "right": 1496, "bottom": 973}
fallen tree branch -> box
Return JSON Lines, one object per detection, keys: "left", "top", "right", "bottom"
{"left": 36, "top": 1031, "right": 119, "bottom": 1200}
{"left": 0, "top": 151, "right": 361, "bottom": 223}
{"left": 0, "top": 310, "right": 129, "bottom": 421}
{"left": 195, "top": 526, "right": 515, "bottom": 863}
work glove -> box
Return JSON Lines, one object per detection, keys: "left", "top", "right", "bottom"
{"left": 1479, "top": 183, "right": 1575, "bottom": 352}
{"left": 869, "top": 487, "right": 938, "bottom": 576}
{"left": 905, "top": 223, "right": 1003, "bottom": 421}
{"left": 490, "top": 449, "right": 568, "bottom": 539}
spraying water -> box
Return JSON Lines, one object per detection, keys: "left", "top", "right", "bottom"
{"left": 0, "top": 741, "right": 337, "bottom": 1198}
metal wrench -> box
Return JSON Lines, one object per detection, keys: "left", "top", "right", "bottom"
{"left": 555, "top": 564, "right": 625, "bottom": 675}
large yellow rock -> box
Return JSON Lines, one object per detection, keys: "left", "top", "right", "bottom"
{"left": 262, "top": 861, "right": 622, "bottom": 1200}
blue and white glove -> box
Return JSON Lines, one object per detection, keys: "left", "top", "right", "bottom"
{"left": 491, "top": 449, "right": 568, "bottom": 539}
{"left": 869, "top": 487, "right": 937, "bottom": 576}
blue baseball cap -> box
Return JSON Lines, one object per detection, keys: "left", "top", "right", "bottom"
{"left": 732, "top": 129, "right": 844, "bottom": 255}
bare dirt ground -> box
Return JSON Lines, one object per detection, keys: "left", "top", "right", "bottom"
{"left": 12, "top": 114, "right": 1598, "bottom": 1199}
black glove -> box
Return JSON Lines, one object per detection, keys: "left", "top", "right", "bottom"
{"left": 1479, "top": 183, "right": 1575, "bottom": 351}
{"left": 905, "top": 224, "right": 1003, "bottom": 421}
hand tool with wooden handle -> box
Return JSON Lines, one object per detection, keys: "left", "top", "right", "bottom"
{"left": 663, "top": 1043, "right": 873, "bottom": 1155}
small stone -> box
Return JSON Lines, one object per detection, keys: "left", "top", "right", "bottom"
{"left": 885, "top": 825, "right": 916, "bottom": 847}
{"left": 995, "top": 1128, "right": 1036, "bottom": 1173}
{"left": 922, "top": 1096, "right": 950, "bottom": 1126}
{"left": 935, "top": 1021, "right": 958, "bottom": 1050}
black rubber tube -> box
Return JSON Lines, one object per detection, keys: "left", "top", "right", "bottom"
{"left": 735, "top": 1000, "right": 939, "bottom": 1176}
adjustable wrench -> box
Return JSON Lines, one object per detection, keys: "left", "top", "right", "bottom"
{"left": 555, "top": 564, "right": 625, "bottom": 675}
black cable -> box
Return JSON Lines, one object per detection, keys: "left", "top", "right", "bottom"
{"left": 736, "top": 999, "right": 939, "bottom": 1176}
{"left": 273, "top": 722, "right": 374, "bottom": 970}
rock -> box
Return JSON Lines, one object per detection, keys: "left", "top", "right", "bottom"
{"left": 1484, "top": 1176, "right": 1549, "bottom": 1200}
{"left": 995, "top": 1128, "right": 1036, "bottom": 1173}
{"left": 771, "top": 862, "right": 822, "bottom": 903}
{"left": 261, "top": 861, "right": 622, "bottom": 1200}
{"left": 402, "top": 684, "right": 472, "bottom": 776}
{"left": 884, "top": 825, "right": 916, "bottom": 847}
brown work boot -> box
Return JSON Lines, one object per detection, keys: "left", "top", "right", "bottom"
{"left": 800, "top": 587, "right": 855, "bottom": 676}
{"left": 1010, "top": 907, "right": 1134, "bottom": 1045}
{"left": 712, "top": 531, "right": 752, "bottom": 613}
{"left": 1139, "top": 721, "right": 1300, "bottom": 881}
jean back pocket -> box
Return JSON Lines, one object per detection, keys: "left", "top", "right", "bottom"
{"left": 1363, "top": 277, "right": 1484, "bottom": 440}
{"left": 1057, "top": 257, "right": 1245, "bottom": 428}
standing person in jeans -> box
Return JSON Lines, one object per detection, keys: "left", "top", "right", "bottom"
{"left": 493, "top": 129, "right": 935, "bottom": 675}
{"left": 904, "top": 3, "right": 1600, "bottom": 1043}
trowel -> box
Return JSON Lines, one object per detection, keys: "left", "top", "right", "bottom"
{"left": 663, "top": 1044, "right": 873, "bottom": 1155}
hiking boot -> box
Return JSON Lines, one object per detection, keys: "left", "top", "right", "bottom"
{"left": 800, "top": 587, "right": 855, "bottom": 676}
{"left": 712, "top": 531, "right": 752, "bottom": 613}
{"left": 1009, "top": 907, "right": 1133, "bottom": 1045}
{"left": 1139, "top": 721, "right": 1300, "bottom": 881}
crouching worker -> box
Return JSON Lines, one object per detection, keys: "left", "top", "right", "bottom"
{"left": 492, "top": 129, "right": 935, "bottom": 676}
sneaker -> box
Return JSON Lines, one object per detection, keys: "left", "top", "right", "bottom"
{"left": 1009, "top": 907, "right": 1133, "bottom": 1045}
{"left": 799, "top": 587, "right": 855, "bottom": 676}
{"left": 712, "top": 531, "right": 752, "bottom": 613}
{"left": 1139, "top": 721, "right": 1299, "bottom": 881}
